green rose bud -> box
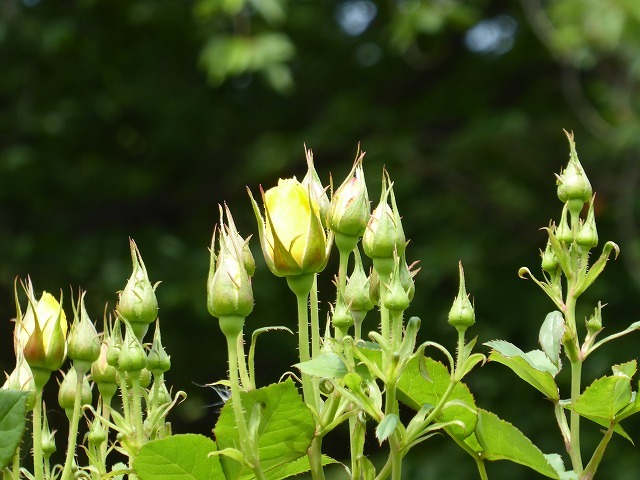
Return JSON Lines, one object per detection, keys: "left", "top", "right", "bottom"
{"left": 555, "top": 203, "right": 573, "bottom": 244}
{"left": 363, "top": 170, "right": 405, "bottom": 269}
{"left": 41, "top": 412, "right": 56, "bottom": 457}
{"left": 68, "top": 291, "right": 101, "bottom": 375}
{"left": 302, "top": 146, "right": 331, "bottom": 228}
{"left": 329, "top": 149, "right": 370, "bottom": 243}
{"left": 117, "top": 239, "right": 158, "bottom": 340}
{"left": 147, "top": 321, "right": 171, "bottom": 374}
{"left": 541, "top": 238, "right": 559, "bottom": 272}
{"left": 557, "top": 130, "right": 592, "bottom": 217}
{"left": 207, "top": 205, "right": 254, "bottom": 321}
{"left": 344, "top": 248, "right": 374, "bottom": 315}
{"left": 383, "top": 257, "right": 410, "bottom": 313}
{"left": 585, "top": 302, "right": 603, "bottom": 334}
{"left": 448, "top": 262, "right": 475, "bottom": 332}
{"left": 575, "top": 197, "right": 598, "bottom": 249}
{"left": 118, "top": 320, "right": 148, "bottom": 373}
{"left": 91, "top": 341, "right": 118, "bottom": 401}
{"left": 249, "top": 177, "right": 330, "bottom": 277}
{"left": 331, "top": 295, "right": 354, "bottom": 333}
{"left": 58, "top": 367, "right": 92, "bottom": 417}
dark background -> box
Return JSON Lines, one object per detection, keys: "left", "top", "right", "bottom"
{"left": 2, "top": 0, "right": 640, "bottom": 478}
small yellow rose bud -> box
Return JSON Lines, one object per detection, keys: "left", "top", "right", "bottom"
{"left": 117, "top": 239, "right": 158, "bottom": 340}
{"left": 17, "top": 285, "right": 68, "bottom": 375}
{"left": 2, "top": 352, "right": 36, "bottom": 410}
{"left": 249, "top": 177, "right": 330, "bottom": 277}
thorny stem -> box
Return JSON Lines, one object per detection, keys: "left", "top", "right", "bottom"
{"left": 226, "top": 333, "right": 266, "bottom": 480}
{"left": 236, "top": 332, "right": 253, "bottom": 390}
{"left": 129, "top": 371, "right": 145, "bottom": 446}
{"left": 60, "top": 369, "right": 85, "bottom": 480}
{"left": 565, "top": 292, "right": 584, "bottom": 474}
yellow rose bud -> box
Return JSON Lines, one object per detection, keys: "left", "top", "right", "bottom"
{"left": 249, "top": 177, "right": 330, "bottom": 277}
{"left": 16, "top": 286, "right": 68, "bottom": 374}
{"left": 2, "top": 352, "right": 36, "bottom": 410}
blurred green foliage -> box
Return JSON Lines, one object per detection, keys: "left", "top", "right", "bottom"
{"left": 2, "top": 0, "right": 640, "bottom": 477}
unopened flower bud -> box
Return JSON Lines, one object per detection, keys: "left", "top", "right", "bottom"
{"left": 88, "top": 419, "right": 107, "bottom": 446}
{"left": 147, "top": 322, "right": 171, "bottom": 374}
{"left": 363, "top": 170, "right": 405, "bottom": 262}
{"left": 149, "top": 378, "right": 171, "bottom": 406}
{"left": 383, "top": 258, "right": 411, "bottom": 312}
{"left": 329, "top": 150, "right": 370, "bottom": 242}
{"left": 557, "top": 130, "right": 592, "bottom": 216}
{"left": 399, "top": 256, "right": 419, "bottom": 302}
{"left": 302, "top": 146, "right": 331, "bottom": 228}
{"left": 555, "top": 204, "right": 573, "bottom": 244}
{"left": 68, "top": 291, "right": 101, "bottom": 375}
{"left": 91, "top": 341, "right": 118, "bottom": 401}
{"left": 344, "top": 249, "right": 374, "bottom": 314}
{"left": 331, "top": 295, "right": 353, "bottom": 333}
{"left": 105, "top": 319, "right": 122, "bottom": 369}
{"left": 41, "top": 410, "right": 56, "bottom": 457}
{"left": 585, "top": 302, "right": 603, "bottom": 334}
{"left": 369, "top": 269, "right": 380, "bottom": 307}
{"left": 2, "top": 353, "right": 36, "bottom": 410}
{"left": 575, "top": 197, "right": 598, "bottom": 249}
{"left": 448, "top": 262, "right": 475, "bottom": 332}
{"left": 207, "top": 205, "right": 254, "bottom": 320}
{"left": 117, "top": 239, "right": 158, "bottom": 340}
{"left": 541, "top": 238, "right": 559, "bottom": 272}
{"left": 118, "top": 321, "right": 147, "bottom": 372}
{"left": 58, "top": 368, "right": 92, "bottom": 416}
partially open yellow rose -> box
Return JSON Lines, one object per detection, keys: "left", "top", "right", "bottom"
{"left": 250, "top": 177, "right": 329, "bottom": 277}
{"left": 16, "top": 290, "right": 68, "bottom": 372}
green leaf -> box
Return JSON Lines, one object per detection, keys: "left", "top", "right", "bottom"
{"left": 263, "top": 455, "right": 338, "bottom": 480}
{"left": 544, "top": 453, "right": 578, "bottom": 480}
{"left": 214, "top": 380, "right": 315, "bottom": 480}
{"left": 397, "top": 356, "right": 477, "bottom": 440}
{"left": 612, "top": 360, "right": 636, "bottom": 379}
{"left": 0, "top": 389, "right": 28, "bottom": 471}
{"left": 486, "top": 341, "right": 559, "bottom": 400}
{"left": 475, "top": 409, "right": 560, "bottom": 479}
{"left": 376, "top": 414, "right": 399, "bottom": 443}
{"left": 574, "top": 374, "right": 632, "bottom": 422}
{"left": 539, "top": 311, "right": 564, "bottom": 366}
{"left": 295, "top": 352, "right": 348, "bottom": 379}
{"left": 133, "top": 434, "right": 224, "bottom": 480}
